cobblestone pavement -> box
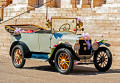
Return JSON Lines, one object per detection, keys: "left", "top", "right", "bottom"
{"left": 0, "top": 55, "right": 120, "bottom": 83}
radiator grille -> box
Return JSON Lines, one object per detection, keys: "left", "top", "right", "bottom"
{"left": 79, "top": 40, "right": 92, "bottom": 55}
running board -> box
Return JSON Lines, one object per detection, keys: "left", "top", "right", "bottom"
{"left": 25, "top": 58, "right": 48, "bottom": 62}
{"left": 74, "top": 62, "right": 93, "bottom": 65}
{"left": 25, "top": 53, "right": 49, "bottom": 61}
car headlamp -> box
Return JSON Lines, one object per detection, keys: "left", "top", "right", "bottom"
{"left": 74, "top": 41, "right": 80, "bottom": 50}
{"left": 92, "top": 43, "right": 99, "bottom": 50}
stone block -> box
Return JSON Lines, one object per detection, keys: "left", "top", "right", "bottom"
{"left": 12, "top": 0, "right": 28, "bottom": 4}
{"left": 61, "top": 0, "right": 72, "bottom": 8}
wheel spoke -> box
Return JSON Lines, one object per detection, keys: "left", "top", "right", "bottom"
{"left": 64, "top": 65, "right": 65, "bottom": 69}
{"left": 19, "top": 60, "right": 21, "bottom": 64}
{"left": 103, "top": 53, "right": 106, "bottom": 57}
{"left": 99, "top": 63, "right": 102, "bottom": 67}
{"left": 65, "top": 63, "right": 69, "bottom": 66}
{"left": 20, "top": 59, "right": 22, "bottom": 64}
{"left": 104, "top": 62, "right": 107, "bottom": 65}
{"left": 59, "top": 56, "right": 62, "bottom": 60}
{"left": 17, "top": 59, "right": 19, "bottom": 64}
{"left": 63, "top": 54, "right": 65, "bottom": 58}
{"left": 58, "top": 53, "right": 70, "bottom": 70}
{"left": 59, "top": 60, "right": 62, "bottom": 63}
{"left": 97, "top": 61, "right": 101, "bottom": 64}
{"left": 97, "top": 56, "right": 101, "bottom": 59}
{"left": 14, "top": 58, "right": 17, "bottom": 63}
{"left": 101, "top": 62, "right": 104, "bottom": 67}
{"left": 66, "top": 61, "right": 69, "bottom": 63}
{"left": 62, "top": 54, "right": 64, "bottom": 58}
{"left": 20, "top": 56, "right": 22, "bottom": 59}
{"left": 14, "top": 55, "right": 18, "bottom": 58}
{"left": 65, "top": 57, "right": 68, "bottom": 60}
{"left": 59, "top": 62, "right": 62, "bottom": 66}
{"left": 15, "top": 52, "right": 18, "bottom": 56}
{"left": 62, "top": 65, "right": 64, "bottom": 69}
{"left": 103, "top": 62, "right": 107, "bottom": 67}
{"left": 104, "top": 60, "right": 108, "bottom": 63}
{"left": 65, "top": 64, "right": 68, "bottom": 69}
{"left": 64, "top": 55, "right": 66, "bottom": 59}
{"left": 104, "top": 58, "right": 108, "bottom": 61}
{"left": 99, "top": 52, "right": 102, "bottom": 56}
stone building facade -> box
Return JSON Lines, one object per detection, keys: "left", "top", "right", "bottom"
{"left": 0, "top": 0, "right": 120, "bottom": 66}
{"left": 0, "top": 0, "right": 109, "bottom": 20}
{"left": 0, "top": 0, "right": 12, "bottom": 20}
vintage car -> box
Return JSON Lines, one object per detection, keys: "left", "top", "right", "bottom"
{"left": 5, "top": 18, "right": 112, "bottom": 74}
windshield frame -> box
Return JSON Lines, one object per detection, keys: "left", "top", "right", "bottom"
{"left": 51, "top": 17, "right": 77, "bottom": 34}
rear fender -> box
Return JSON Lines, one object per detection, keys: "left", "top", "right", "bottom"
{"left": 10, "top": 41, "right": 31, "bottom": 58}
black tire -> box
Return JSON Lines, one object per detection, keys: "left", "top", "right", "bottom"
{"left": 49, "top": 60, "right": 55, "bottom": 67}
{"left": 94, "top": 47, "right": 112, "bottom": 72}
{"left": 54, "top": 48, "right": 74, "bottom": 74}
{"left": 11, "top": 45, "right": 26, "bottom": 68}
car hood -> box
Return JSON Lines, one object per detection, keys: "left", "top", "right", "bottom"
{"left": 52, "top": 32, "right": 83, "bottom": 49}
{"left": 61, "top": 34, "right": 82, "bottom": 48}
{"left": 62, "top": 34, "right": 82, "bottom": 40}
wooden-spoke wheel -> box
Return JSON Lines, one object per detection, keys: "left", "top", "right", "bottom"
{"left": 14, "top": 49, "right": 23, "bottom": 65}
{"left": 94, "top": 47, "right": 112, "bottom": 72}
{"left": 58, "top": 53, "right": 70, "bottom": 70}
{"left": 11, "top": 45, "right": 26, "bottom": 68}
{"left": 54, "top": 48, "right": 74, "bottom": 74}
{"left": 96, "top": 51, "right": 108, "bottom": 68}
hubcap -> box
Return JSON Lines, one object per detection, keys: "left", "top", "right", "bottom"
{"left": 14, "top": 49, "right": 22, "bottom": 65}
{"left": 58, "top": 53, "right": 70, "bottom": 70}
{"left": 97, "top": 51, "right": 108, "bottom": 68}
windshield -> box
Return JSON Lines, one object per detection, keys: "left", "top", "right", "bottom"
{"left": 52, "top": 18, "right": 77, "bottom": 33}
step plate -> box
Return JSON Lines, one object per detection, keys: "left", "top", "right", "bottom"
{"left": 31, "top": 54, "right": 49, "bottom": 60}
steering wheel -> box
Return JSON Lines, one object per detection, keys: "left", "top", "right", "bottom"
{"left": 59, "top": 23, "right": 71, "bottom": 31}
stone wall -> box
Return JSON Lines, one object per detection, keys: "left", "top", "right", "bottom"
{"left": 0, "top": 0, "right": 12, "bottom": 7}
{"left": 0, "top": 24, "right": 11, "bottom": 56}
{"left": 0, "top": 0, "right": 12, "bottom": 20}
{"left": 28, "top": 0, "right": 38, "bottom": 7}
{"left": 1, "top": 0, "right": 109, "bottom": 21}
{"left": 93, "top": 0, "right": 106, "bottom": 7}
{"left": 0, "top": 9, "right": 2, "bottom": 20}
{"left": 46, "top": 0, "right": 56, "bottom": 7}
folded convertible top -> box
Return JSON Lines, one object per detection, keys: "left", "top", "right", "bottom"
{"left": 5, "top": 24, "right": 47, "bottom": 33}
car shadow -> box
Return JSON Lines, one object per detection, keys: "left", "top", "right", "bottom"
{"left": 23, "top": 65, "right": 120, "bottom": 75}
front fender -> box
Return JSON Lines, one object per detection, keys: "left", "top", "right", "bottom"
{"left": 49, "top": 43, "right": 79, "bottom": 60}
{"left": 94, "top": 47, "right": 112, "bottom": 58}
{"left": 99, "top": 43, "right": 111, "bottom": 47}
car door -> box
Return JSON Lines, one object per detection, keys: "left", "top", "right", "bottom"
{"left": 39, "top": 33, "right": 51, "bottom": 53}
{"left": 11, "top": 33, "right": 40, "bottom": 52}
{"left": 38, "top": 33, "right": 62, "bottom": 53}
